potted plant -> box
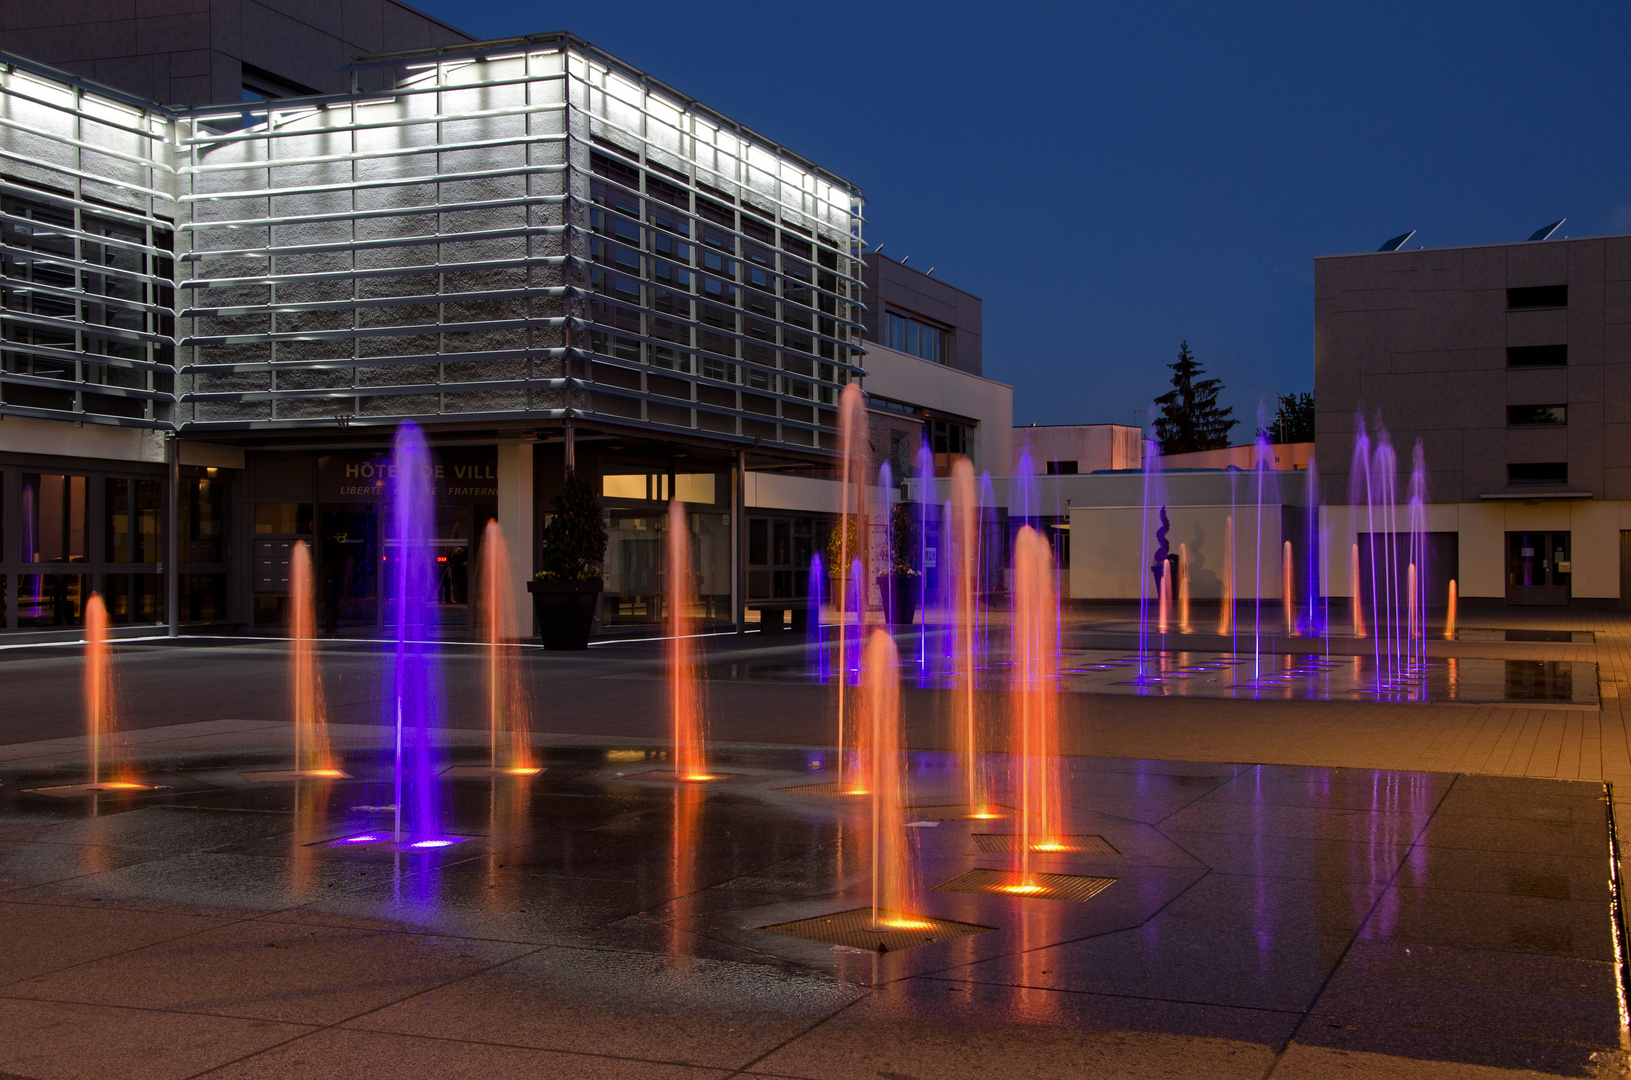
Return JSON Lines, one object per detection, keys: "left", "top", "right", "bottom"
{"left": 823, "top": 514, "right": 863, "bottom": 612}
{"left": 877, "top": 502, "right": 920, "bottom": 627}
{"left": 529, "top": 470, "right": 609, "bottom": 649}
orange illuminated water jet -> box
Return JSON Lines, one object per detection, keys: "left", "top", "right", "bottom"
{"left": 1407, "top": 562, "right": 1419, "bottom": 651}
{"left": 1351, "top": 542, "right": 1367, "bottom": 639}
{"left": 1157, "top": 558, "right": 1170, "bottom": 635}
{"left": 1178, "top": 542, "right": 1190, "bottom": 633}
{"left": 1282, "top": 540, "right": 1296, "bottom": 636}
{"left": 1217, "top": 515, "right": 1234, "bottom": 635}
{"left": 477, "top": 521, "right": 536, "bottom": 774}
{"left": 668, "top": 499, "right": 713, "bottom": 781}
{"left": 1011, "top": 526, "right": 1064, "bottom": 887}
{"left": 834, "top": 382, "right": 870, "bottom": 793}
{"left": 289, "top": 541, "right": 338, "bottom": 776}
{"left": 83, "top": 594, "right": 131, "bottom": 786}
{"left": 1445, "top": 579, "right": 1458, "bottom": 640}
{"left": 949, "top": 457, "right": 989, "bottom": 813}
{"left": 862, "top": 629, "right": 916, "bottom": 928}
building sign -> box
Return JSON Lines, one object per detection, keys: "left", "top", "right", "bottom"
{"left": 317, "top": 447, "right": 499, "bottom": 504}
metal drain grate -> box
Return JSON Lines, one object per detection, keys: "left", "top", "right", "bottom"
{"left": 902, "top": 804, "right": 1019, "bottom": 821}
{"left": 241, "top": 769, "right": 352, "bottom": 783}
{"left": 442, "top": 766, "right": 545, "bottom": 779}
{"left": 319, "top": 834, "right": 474, "bottom": 852}
{"left": 933, "top": 868, "right": 1117, "bottom": 902}
{"left": 615, "top": 770, "right": 738, "bottom": 782}
{"left": 772, "top": 781, "right": 869, "bottom": 795}
{"left": 971, "top": 834, "right": 1118, "bottom": 855}
{"left": 758, "top": 907, "right": 993, "bottom": 952}
{"left": 24, "top": 782, "right": 167, "bottom": 797}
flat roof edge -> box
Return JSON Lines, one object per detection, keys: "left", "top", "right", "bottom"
{"left": 1315, "top": 233, "right": 1629, "bottom": 260}
{"left": 347, "top": 31, "right": 862, "bottom": 196}
{"left": 0, "top": 50, "right": 176, "bottom": 116}
{"left": 377, "top": 0, "right": 475, "bottom": 43}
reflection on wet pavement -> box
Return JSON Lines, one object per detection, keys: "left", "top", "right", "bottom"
{"left": 0, "top": 741, "right": 1620, "bottom": 1077}
{"left": 707, "top": 649, "right": 1601, "bottom": 705}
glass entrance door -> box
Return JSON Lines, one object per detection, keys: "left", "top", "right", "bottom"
{"left": 1506, "top": 531, "right": 1571, "bottom": 605}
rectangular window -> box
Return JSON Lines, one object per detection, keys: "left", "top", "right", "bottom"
{"left": 1507, "top": 344, "right": 1567, "bottom": 368}
{"left": 748, "top": 518, "right": 768, "bottom": 564}
{"left": 1507, "top": 404, "right": 1567, "bottom": 427}
{"left": 183, "top": 472, "right": 228, "bottom": 563}
{"left": 1046, "top": 460, "right": 1079, "bottom": 475}
{"left": 884, "top": 310, "right": 945, "bottom": 364}
{"left": 22, "top": 473, "right": 87, "bottom": 563}
{"left": 674, "top": 474, "right": 716, "bottom": 504}
{"left": 18, "top": 573, "right": 87, "bottom": 627}
{"left": 1508, "top": 462, "right": 1568, "bottom": 485}
{"left": 1507, "top": 285, "right": 1568, "bottom": 310}
{"left": 105, "top": 479, "right": 162, "bottom": 563}
{"left": 700, "top": 356, "right": 735, "bottom": 382}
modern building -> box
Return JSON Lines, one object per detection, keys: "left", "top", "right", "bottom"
{"left": 0, "top": 18, "right": 1015, "bottom": 638}
{"left": 743, "top": 252, "right": 1009, "bottom": 619}
{"left": 1011, "top": 424, "right": 1141, "bottom": 476}
{"left": 1315, "top": 230, "right": 1631, "bottom": 607}
{"left": 0, "top": 0, "right": 470, "bottom": 105}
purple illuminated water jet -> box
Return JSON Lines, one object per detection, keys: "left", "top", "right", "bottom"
{"left": 384, "top": 420, "right": 447, "bottom": 843}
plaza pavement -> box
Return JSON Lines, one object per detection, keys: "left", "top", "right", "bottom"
{"left": 0, "top": 603, "right": 1626, "bottom": 1079}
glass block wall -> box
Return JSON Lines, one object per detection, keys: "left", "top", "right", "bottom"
{"left": 175, "top": 38, "right": 867, "bottom": 450}
{"left": 0, "top": 60, "right": 178, "bottom": 428}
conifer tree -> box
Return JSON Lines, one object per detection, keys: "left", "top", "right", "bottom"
{"left": 1152, "top": 341, "right": 1236, "bottom": 455}
{"left": 1272, "top": 392, "right": 1315, "bottom": 443}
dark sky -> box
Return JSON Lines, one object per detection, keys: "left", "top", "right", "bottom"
{"left": 411, "top": 0, "right": 1630, "bottom": 432}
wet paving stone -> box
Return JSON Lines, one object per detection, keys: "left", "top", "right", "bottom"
{"left": 0, "top": 738, "right": 1619, "bottom": 1077}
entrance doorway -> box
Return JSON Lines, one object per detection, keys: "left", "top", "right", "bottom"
{"left": 1506, "top": 531, "right": 1571, "bottom": 605}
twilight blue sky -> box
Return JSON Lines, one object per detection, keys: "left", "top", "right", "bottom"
{"left": 413, "top": 0, "right": 1630, "bottom": 431}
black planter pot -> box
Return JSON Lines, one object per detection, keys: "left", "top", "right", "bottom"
{"left": 528, "top": 580, "right": 602, "bottom": 650}
{"left": 877, "top": 573, "right": 920, "bottom": 627}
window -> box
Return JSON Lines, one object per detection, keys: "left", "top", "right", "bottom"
{"left": 930, "top": 419, "right": 971, "bottom": 472}
{"left": 1507, "top": 285, "right": 1568, "bottom": 310}
{"left": 884, "top": 310, "right": 945, "bottom": 364}
{"left": 1046, "top": 460, "right": 1079, "bottom": 475}
{"left": 22, "top": 473, "right": 87, "bottom": 563}
{"left": 1508, "top": 462, "right": 1568, "bottom": 485}
{"left": 1507, "top": 344, "right": 1567, "bottom": 368}
{"left": 652, "top": 259, "right": 690, "bottom": 290}
{"left": 1507, "top": 405, "right": 1566, "bottom": 427}
{"left": 105, "top": 479, "right": 162, "bottom": 562}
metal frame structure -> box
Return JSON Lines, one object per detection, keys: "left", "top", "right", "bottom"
{"left": 169, "top": 37, "right": 868, "bottom": 452}
{"left": 0, "top": 56, "right": 177, "bottom": 428}
{"left": 0, "top": 38, "right": 871, "bottom": 457}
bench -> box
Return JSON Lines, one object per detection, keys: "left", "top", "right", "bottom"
{"left": 745, "top": 599, "right": 813, "bottom": 635}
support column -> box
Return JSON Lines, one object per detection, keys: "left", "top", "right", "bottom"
{"left": 733, "top": 449, "right": 745, "bottom": 633}
{"left": 496, "top": 440, "right": 535, "bottom": 639}
{"left": 166, "top": 435, "right": 179, "bottom": 637}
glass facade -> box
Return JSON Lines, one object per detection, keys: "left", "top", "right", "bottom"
{"left": 0, "top": 44, "right": 868, "bottom": 443}
{"left": 170, "top": 40, "right": 867, "bottom": 450}
{"left": 1, "top": 465, "right": 177, "bottom": 629}
{"left": 0, "top": 65, "right": 177, "bottom": 427}
{"left": 0, "top": 41, "right": 870, "bottom": 632}
{"left": 601, "top": 468, "right": 730, "bottom": 626}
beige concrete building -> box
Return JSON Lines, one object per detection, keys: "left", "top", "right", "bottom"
{"left": 1315, "top": 231, "right": 1631, "bottom": 607}
{"left": 1011, "top": 424, "right": 1141, "bottom": 475}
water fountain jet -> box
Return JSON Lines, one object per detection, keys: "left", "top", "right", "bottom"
{"left": 668, "top": 498, "right": 715, "bottom": 782}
